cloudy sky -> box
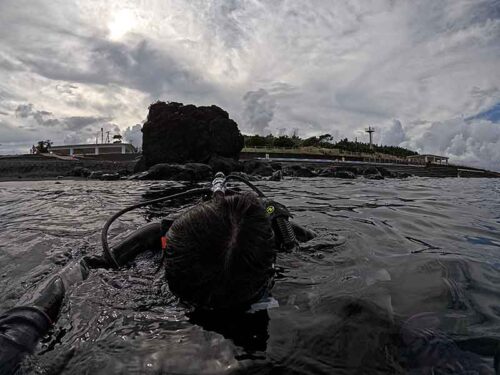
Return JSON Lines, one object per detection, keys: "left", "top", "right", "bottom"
{"left": 0, "top": 0, "right": 499, "bottom": 170}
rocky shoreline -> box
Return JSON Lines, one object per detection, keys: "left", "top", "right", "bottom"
{"left": 0, "top": 155, "right": 136, "bottom": 181}
{"left": 1, "top": 154, "right": 498, "bottom": 182}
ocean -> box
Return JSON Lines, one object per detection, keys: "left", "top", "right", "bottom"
{"left": 1, "top": 177, "right": 499, "bottom": 374}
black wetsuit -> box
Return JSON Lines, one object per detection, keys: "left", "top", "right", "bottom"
{"left": 0, "top": 198, "right": 309, "bottom": 374}
{"left": 0, "top": 276, "right": 65, "bottom": 375}
{"left": 1, "top": 200, "right": 497, "bottom": 375}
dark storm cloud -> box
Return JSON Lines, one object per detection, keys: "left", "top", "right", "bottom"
{"left": 242, "top": 89, "right": 275, "bottom": 135}
{"left": 15, "top": 103, "right": 109, "bottom": 130}
{"left": 64, "top": 116, "right": 111, "bottom": 131}
{"left": 19, "top": 38, "right": 213, "bottom": 99}
{"left": 15, "top": 103, "right": 50, "bottom": 118}
{"left": 15, "top": 104, "right": 58, "bottom": 126}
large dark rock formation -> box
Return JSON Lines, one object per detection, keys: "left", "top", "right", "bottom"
{"left": 139, "top": 101, "right": 244, "bottom": 170}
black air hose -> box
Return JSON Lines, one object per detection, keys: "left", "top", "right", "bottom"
{"left": 222, "top": 174, "right": 266, "bottom": 197}
{"left": 101, "top": 187, "right": 211, "bottom": 269}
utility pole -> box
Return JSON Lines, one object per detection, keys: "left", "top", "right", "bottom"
{"left": 365, "top": 126, "right": 375, "bottom": 150}
{"left": 101, "top": 128, "right": 104, "bottom": 144}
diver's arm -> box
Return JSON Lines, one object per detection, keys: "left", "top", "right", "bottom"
{"left": 290, "top": 221, "right": 317, "bottom": 242}
{"left": 0, "top": 262, "right": 88, "bottom": 375}
{"left": 85, "top": 220, "right": 172, "bottom": 269}
{"left": 109, "top": 222, "right": 163, "bottom": 265}
{"left": 0, "top": 306, "right": 52, "bottom": 375}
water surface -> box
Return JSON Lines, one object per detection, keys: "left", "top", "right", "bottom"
{"left": 1, "top": 177, "right": 499, "bottom": 374}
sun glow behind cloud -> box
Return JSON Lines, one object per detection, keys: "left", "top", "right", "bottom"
{"left": 107, "top": 9, "right": 138, "bottom": 41}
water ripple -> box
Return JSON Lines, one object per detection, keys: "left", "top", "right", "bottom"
{"left": 0, "top": 178, "right": 499, "bottom": 374}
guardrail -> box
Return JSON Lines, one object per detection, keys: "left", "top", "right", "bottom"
{"left": 242, "top": 147, "right": 404, "bottom": 158}
{"left": 242, "top": 147, "right": 415, "bottom": 164}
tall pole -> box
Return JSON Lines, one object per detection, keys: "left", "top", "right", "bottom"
{"left": 101, "top": 128, "right": 104, "bottom": 144}
{"left": 365, "top": 126, "right": 375, "bottom": 150}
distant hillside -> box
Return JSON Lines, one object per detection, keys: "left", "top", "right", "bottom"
{"left": 243, "top": 134, "right": 418, "bottom": 158}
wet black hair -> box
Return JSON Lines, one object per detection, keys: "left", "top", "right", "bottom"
{"left": 165, "top": 193, "right": 276, "bottom": 311}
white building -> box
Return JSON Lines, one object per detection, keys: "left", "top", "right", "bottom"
{"left": 407, "top": 154, "right": 449, "bottom": 165}
{"left": 49, "top": 143, "right": 137, "bottom": 156}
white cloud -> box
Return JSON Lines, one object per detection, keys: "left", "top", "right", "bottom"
{"left": 379, "top": 120, "right": 406, "bottom": 147}
{"left": 401, "top": 118, "right": 500, "bottom": 171}
{"left": 123, "top": 124, "right": 142, "bottom": 148}
{"left": 242, "top": 89, "right": 275, "bottom": 135}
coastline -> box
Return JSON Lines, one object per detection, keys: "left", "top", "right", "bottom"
{"left": 0, "top": 154, "right": 498, "bottom": 182}
{"left": 0, "top": 154, "right": 136, "bottom": 181}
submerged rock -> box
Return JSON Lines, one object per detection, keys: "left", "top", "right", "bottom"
{"left": 139, "top": 163, "right": 213, "bottom": 181}
{"left": 397, "top": 172, "right": 412, "bottom": 178}
{"left": 243, "top": 160, "right": 274, "bottom": 177}
{"left": 317, "top": 167, "right": 337, "bottom": 177}
{"left": 284, "top": 165, "right": 317, "bottom": 177}
{"left": 100, "top": 173, "right": 121, "bottom": 181}
{"left": 376, "top": 167, "right": 395, "bottom": 178}
{"left": 88, "top": 171, "right": 103, "bottom": 180}
{"left": 127, "top": 171, "right": 150, "bottom": 180}
{"left": 71, "top": 166, "right": 91, "bottom": 178}
{"left": 335, "top": 170, "right": 356, "bottom": 179}
{"left": 363, "top": 167, "right": 384, "bottom": 180}
{"left": 208, "top": 155, "right": 242, "bottom": 175}
{"left": 318, "top": 167, "right": 356, "bottom": 179}
{"left": 268, "top": 169, "right": 283, "bottom": 181}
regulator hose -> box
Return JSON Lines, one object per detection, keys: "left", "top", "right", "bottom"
{"left": 223, "top": 174, "right": 266, "bottom": 198}
{"left": 101, "top": 187, "right": 211, "bottom": 269}
{"left": 102, "top": 174, "right": 266, "bottom": 269}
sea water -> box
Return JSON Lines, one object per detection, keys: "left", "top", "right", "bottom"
{"left": 0, "top": 177, "right": 499, "bottom": 374}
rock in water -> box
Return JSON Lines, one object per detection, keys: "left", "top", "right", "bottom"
{"left": 143, "top": 163, "right": 213, "bottom": 181}
{"left": 284, "top": 165, "right": 317, "bottom": 177}
{"left": 363, "top": 166, "right": 384, "bottom": 180}
{"left": 140, "top": 101, "right": 244, "bottom": 170}
{"left": 242, "top": 160, "right": 275, "bottom": 177}
{"left": 268, "top": 169, "right": 283, "bottom": 181}
{"left": 208, "top": 155, "right": 242, "bottom": 175}
{"left": 335, "top": 170, "right": 356, "bottom": 179}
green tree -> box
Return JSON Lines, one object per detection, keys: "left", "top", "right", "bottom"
{"left": 244, "top": 134, "right": 267, "bottom": 147}
{"left": 302, "top": 136, "right": 319, "bottom": 147}
{"left": 318, "top": 133, "right": 333, "bottom": 143}
{"left": 273, "top": 135, "right": 296, "bottom": 148}
{"left": 35, "top": 140, "right": 53, "bottom": 153}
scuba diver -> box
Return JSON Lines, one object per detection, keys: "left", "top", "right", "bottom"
{"left": 0, "top": 172, "right": 498, "bottom": 374}
{"left": 0, "top": 172, "right": 313, "bottom": 374}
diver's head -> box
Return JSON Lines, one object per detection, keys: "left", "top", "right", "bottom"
{"left": 165, "top": 193, "right": 275, "bottom": 311}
